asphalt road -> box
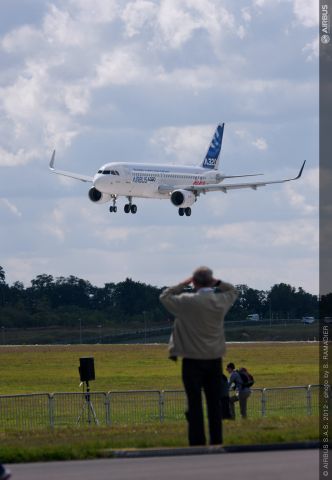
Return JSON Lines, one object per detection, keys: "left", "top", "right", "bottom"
{"left": 9, "top": 449, "right": 318, "bottom": 480}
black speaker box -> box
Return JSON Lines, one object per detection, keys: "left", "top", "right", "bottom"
{"left": 79, "top": 357, "right": 95, "bottom": 382}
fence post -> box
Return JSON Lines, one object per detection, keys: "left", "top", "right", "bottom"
{"left": 159, "top": 391, "right": 164, "bottom": 423}
{"left": 306, "top": 385, "right": 312, "bottom": 416}
{"left": 48, "top": 393, "right": 55, "bottom": 429}
{"left": 261, "top": 388, "right": 267, "bottom": 417}
{"left": 105, "top": 392, "right": 111, "bottom": 425}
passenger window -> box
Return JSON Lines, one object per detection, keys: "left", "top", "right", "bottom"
{"left": 103, "top": 170, "right": 111, "bottom": 174}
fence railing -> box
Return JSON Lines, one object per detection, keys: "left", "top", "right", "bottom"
{"left": 0, "top": 384, "right": 326, "bottom": 431}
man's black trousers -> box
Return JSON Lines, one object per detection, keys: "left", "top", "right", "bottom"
{"left": 182, "top": 357, "right": 223, "bottom": 446}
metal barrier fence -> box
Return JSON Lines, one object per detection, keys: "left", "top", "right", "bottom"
{"left": 0, "top": 385, "right": 325, "bottom": 431}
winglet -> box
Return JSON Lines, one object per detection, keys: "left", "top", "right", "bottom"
{"left": 49, "top": 150, "right": 56, "bottom": 170}
{"left": 295, "top": 160, "right": 306, "bottom": 179}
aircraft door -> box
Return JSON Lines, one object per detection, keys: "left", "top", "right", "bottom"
{"left": 121, "top": 165, "right": 131, "bottom": 184}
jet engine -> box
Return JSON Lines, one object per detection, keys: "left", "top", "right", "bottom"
{"left": 88, "top": 187, "right": 111, "bottom": 204}
{"left": 170, "top": 189, "right": 196, "bottom": 208}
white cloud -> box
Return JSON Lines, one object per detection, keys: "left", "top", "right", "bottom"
{"left": 0, "top": 198, "right": 22, "bottom": 217}
{"left": 150, "top": 124, "right": 215, "bottom": 164}
{"left": 2, "top": 64, "right": 48, "bottom": 120}
{"left": 43, "top": 4, "right": 89, "bottom": 47}
{"left": 41, "top": 207, "right": 66, "bottom": 242}
{"left": 205, "top": 218, "right": 318, "bottom": 250}
{"left": 156, "top": 0, "right": 234, "bottom": 49}
{"left": 121, "top": 0, "right": 158, "bottom": 37}
{"left": 293, "top": 0, "right": 319, "bottom": 28}
{"left": 303, "top": 37, "right": 319, "bottom": 61}
{"left": 284, "top": 167, "right": 318, "bottom": 215}
{"left": 63, "top": 85, "right": 91, "bottom": 115}
{"left": 1, "top": 25, "right": 43, "bottom": 53}
{"left": 68, "top": 0, "right": 119, "bottom": 24}
{"left": 241, "top": 7, "right": 252, "bottom": 23}
{"left": 93, "top": 48, "right": 148, "bottom": 87}
{"left": 252, "top": 138, "right": 268, "bottom": 150}
{"left": 0, "top": 147, "right": 40, "bottom": 167}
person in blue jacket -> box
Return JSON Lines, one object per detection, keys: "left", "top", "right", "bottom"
{"left": 226, "top": 362, "right": 251, "bottom": 419}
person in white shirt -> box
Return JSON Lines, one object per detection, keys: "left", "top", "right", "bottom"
{"left": 160, "top": 266, "right": 238, "bottom": 446}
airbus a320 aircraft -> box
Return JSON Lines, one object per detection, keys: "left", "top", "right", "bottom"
{"left": 49, "top": 123, "right": 305, "bottom": 217}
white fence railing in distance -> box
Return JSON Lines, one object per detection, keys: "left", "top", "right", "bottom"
{"left": 52, "top": 392, "right": 109, "bottom": 427}
{"left": 0, "top": 393, "right": 51, "bottom": 430}
{"left": 162, "top": 390, "right": 187, "bottom": 421}
{"left": 0, "top": 385, "right": 327, "bottom": 431}
{"left": 109, "top": 391, "right": 162, "bottom": 425}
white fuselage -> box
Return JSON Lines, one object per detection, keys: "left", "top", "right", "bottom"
{"left": 93, "top": 162, "right": 222, "bottom": 199}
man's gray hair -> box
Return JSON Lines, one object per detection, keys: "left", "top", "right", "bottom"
{"left": 192, "top": 266, "right": 213, "bottom": 287}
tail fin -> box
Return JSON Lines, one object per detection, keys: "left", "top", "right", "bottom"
{"left": 201, "top": 123, "right": 224, "bottom": 170}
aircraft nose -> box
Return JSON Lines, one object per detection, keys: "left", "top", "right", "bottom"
{"left": 94, "top": 174, "right": 105, "bottom": 190}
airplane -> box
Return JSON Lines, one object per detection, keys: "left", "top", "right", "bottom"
{"left": 49, "top": 123, "right": 306, "bottom": 217}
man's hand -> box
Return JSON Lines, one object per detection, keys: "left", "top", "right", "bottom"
{"left": 179, "top": 277, "right": 193, "bottom": 287}
{"left": 169, "top": 355, "right": 178, "bottom": 362}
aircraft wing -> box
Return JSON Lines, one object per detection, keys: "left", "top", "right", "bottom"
{"left": 49, "top": 151, "right": 93, "bottom": 183}
{"left": 159, "top": 161, "right": 306, "bottom": 195}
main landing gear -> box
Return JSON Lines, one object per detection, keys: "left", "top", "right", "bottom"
{"left": 124, "top": 196, "right": 137, "bottom": 214}
{"left": 178, "top": 207, "right": 191, "bottom": 217}
{"left": 109, "top": 196, "right": 137, "bottom": 214}
{"left": 124, "top": 203, "right": 137, "bottom": 214}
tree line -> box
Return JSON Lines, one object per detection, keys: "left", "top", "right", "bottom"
{"left": 0, "top": 266, "right": 325, "bottom": 329}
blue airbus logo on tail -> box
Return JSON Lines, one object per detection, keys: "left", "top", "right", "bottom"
{"left": 202, "top": 123, "right": 224, "bottom": 170}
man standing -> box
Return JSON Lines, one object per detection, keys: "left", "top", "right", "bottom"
{"left": 160, "top": 266, "right": 238, "bottom": 446}
{"left": 226, "top": 362, "right": 251, "bottom": 419}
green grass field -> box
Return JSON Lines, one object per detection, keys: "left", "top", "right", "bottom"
{"left": 0, "top": 417, "right": 319, "bottom": 463}
{"left": 0, "top": 342, "right": 319, "bottom": 394}
{"left": 0, "top": 342, "right": 320, "bottom": 462}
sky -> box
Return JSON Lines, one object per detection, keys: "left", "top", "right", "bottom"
{"left": 0, "top": 0, "right": 319, "bottom": 293}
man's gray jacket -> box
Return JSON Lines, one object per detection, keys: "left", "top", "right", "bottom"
{"left": 160, "top": 282, "right": 238, "bottom": 359}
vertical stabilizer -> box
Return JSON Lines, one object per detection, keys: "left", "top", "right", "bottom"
{"left": 201, "top": 123, "right": 224, "bottom": 170}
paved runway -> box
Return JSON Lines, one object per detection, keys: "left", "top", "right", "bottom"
{"left": 9, "top": 449, "right": 318, "bottom": 480}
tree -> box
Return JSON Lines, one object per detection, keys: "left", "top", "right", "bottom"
{"left": 0, "top": 266, "right": 7, "bottom": 307}
{"left": 0, "top": 266, "right": 5, "bottom": 284}
{"left": 267, "top": 283, "right": 297, "bottom": 318}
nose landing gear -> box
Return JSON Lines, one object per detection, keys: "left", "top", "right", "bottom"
{"left": 109, "top": 196, "right": 118, "bottom": 213}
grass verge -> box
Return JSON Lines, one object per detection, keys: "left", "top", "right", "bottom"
{"left": 0, "top": 416, "right": 318, "bottom": 463}
{"left": 0, "top": 343, "right": 319, "bottom": 394}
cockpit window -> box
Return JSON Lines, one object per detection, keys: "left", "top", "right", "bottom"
{"left": 98, "top": 169, "right": 119, "bottom": 175}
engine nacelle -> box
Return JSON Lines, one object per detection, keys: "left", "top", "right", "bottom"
{"left": 170, "top": 189, "right": 196, "bottom": 208}
{"left": 88, "top": 187, "right": 111, "bottom": 204}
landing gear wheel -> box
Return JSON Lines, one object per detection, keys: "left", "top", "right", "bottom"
{"left": 131, "top": 204, "right": 137, "bottom": 214}
{"left": 178, "top": 208, "right": 184, "bottom": 216}
{"left": 110, "top": 196, "right": 117, "bottom": 213}
{"left": 185, "top": 207, "right": 191, "bottom": 216}
{"left": 124, "top": 204, "right": 130, "bottom": 214}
